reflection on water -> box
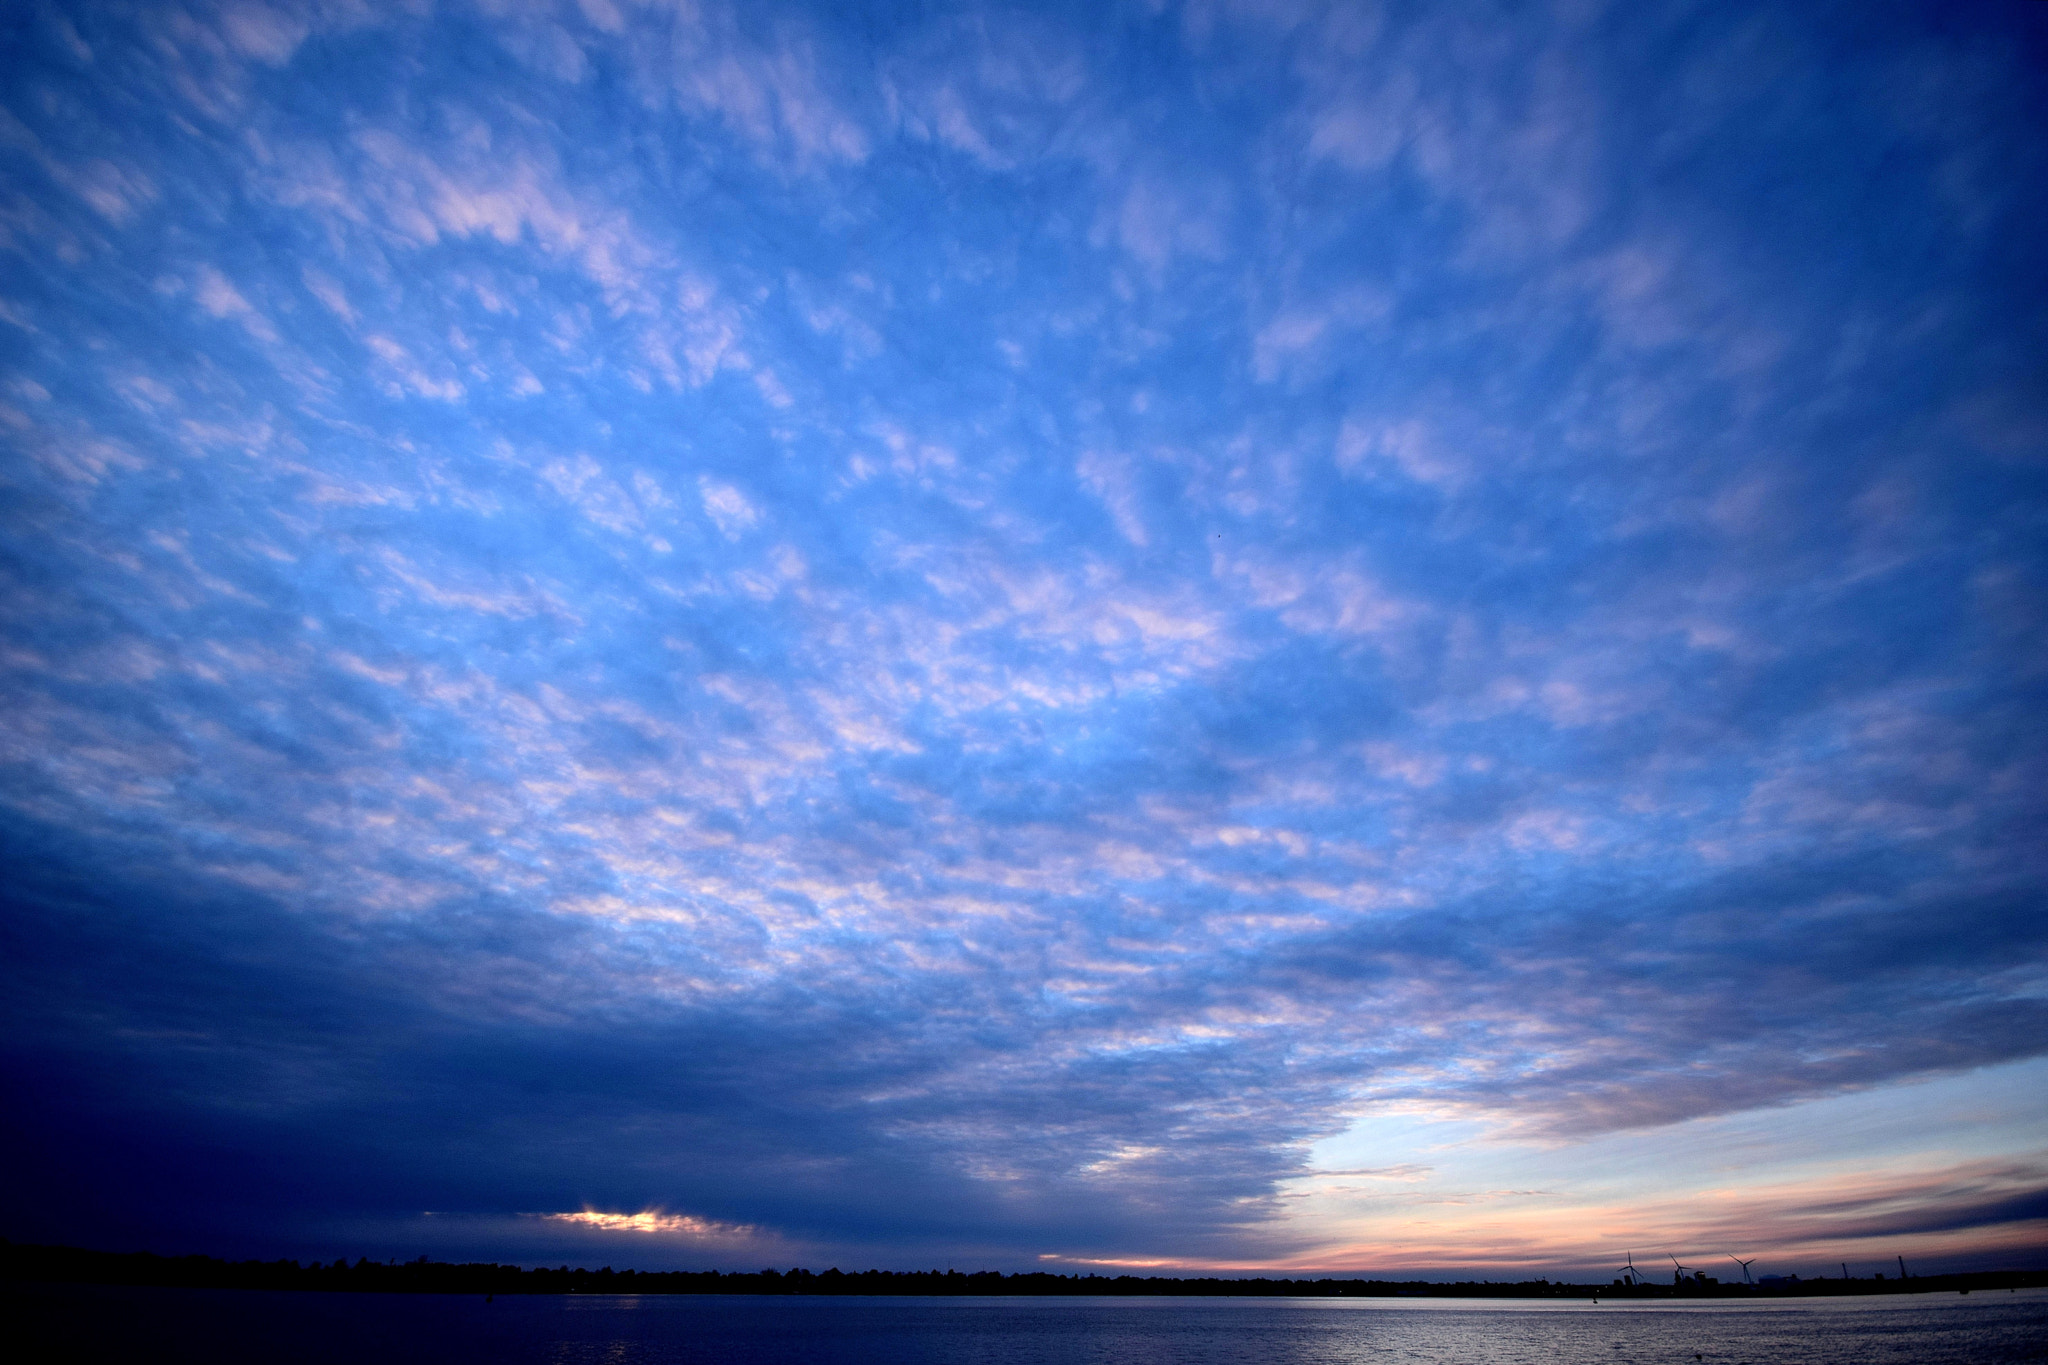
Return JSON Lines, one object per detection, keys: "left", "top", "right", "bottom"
{"left": 11, "top": 1282, "right": 2047, "bottom": 1364}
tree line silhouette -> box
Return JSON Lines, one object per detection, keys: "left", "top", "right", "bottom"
{"left": 5, "top": 1241, "right": 2042, "bottom": 1298}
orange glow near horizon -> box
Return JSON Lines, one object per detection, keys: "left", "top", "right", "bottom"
{"left": 540, "top": 1210, "right": 757, "bottom": 1239}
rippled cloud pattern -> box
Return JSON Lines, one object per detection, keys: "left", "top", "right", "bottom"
{"left": 1, "top": 0, "right": 2044, "bottom": 1272}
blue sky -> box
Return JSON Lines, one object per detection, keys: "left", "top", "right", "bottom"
{"left": 1, "top": 0, "right": 2044, "bottom": 1277}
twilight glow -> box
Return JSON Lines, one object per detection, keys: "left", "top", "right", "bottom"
{"left": 1, "top": 0, "right": 2044, "bottom": 1279}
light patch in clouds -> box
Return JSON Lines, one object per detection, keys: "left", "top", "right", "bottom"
{"left": 541, "top": 1210, "right": 758, "bottom": 1238}
{"left": 301, "top": 267, "right": 356, "bottom": 325}
{"left": 1334, "top": 418, "right": 1464, "bottom": 489}
{"left": 698, "top": 476, "right": 760, "bottom": 538}
{"left": 1105, "top": 174, "right": 1229, "bottom": 274}
{"left": 193, "top": 265, "right": 279, "bottom": 342}
{"left": 1076, "top": 450, "right": 1149, "bottom": 547}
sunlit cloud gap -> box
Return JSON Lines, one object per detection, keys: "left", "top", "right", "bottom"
{"left": 536, "top": 1212, "right": 758, "bottom": 1239}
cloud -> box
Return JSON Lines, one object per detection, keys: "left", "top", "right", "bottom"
{"left": 698, "top": 477, "right": 759, "bottom": 538}
{"left": 1251, "top": 289, "right": 1388, "bottom": 384}
{"left": 146, "top": 0, "right": 386, "bottom": 120}
{"left": 599, "top": 1, "right": 870, "bottom": 171}
{"left": 539, "top": 1210, "right": 759, "bottom": 1238}
{"left": 0, "top": 0, "right": 2042, "bottom": 1275}
{"left": 1104, "top": 173, "right": 1229, "bottom": 274}
{"left": 0, "top": 108, "right": 159, "bottom": 225}
{"left": 1075, "top": 450, "right": 1149, "bottom": 547}
{"left": 1334, "top": 418, "right": 1462, "bottom": 488}
{"left": 882, "top": 10, "right": 1089, "bottom": 172}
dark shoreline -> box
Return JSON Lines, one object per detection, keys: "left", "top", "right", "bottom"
{"left": 6, "top": 1241, "right": 2045, "bottom": 1299}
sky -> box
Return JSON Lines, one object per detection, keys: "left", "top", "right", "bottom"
{"left": 1, "top": 0, "right": 2044, "bottom": 1281}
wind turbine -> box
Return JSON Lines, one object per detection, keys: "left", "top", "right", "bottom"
{"left": 1669, "top": 1253, "right": 1693, "bottom": 1286}
{"left": 1617, "top": 1252, "right": 1645, "bottom": 1286}
{"left": 1726, "top": 1254, "right": 1756, "bottom": 1285}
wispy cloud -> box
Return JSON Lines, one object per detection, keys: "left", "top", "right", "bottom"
{"left": 0, "top": 0, "right": 2042, "bottom": 1273}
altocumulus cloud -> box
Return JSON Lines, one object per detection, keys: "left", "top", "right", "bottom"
{"left": 0, "top": 0, "right": 2044, "bottom": 1271}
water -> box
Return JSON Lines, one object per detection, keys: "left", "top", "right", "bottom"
{"left": 9, "top": 1283, "right": 2046, "bottom": 1364}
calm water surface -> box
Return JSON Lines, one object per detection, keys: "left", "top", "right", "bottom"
{"left": 11, "top": 1283, "right": 2047, "bottom": 1364}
